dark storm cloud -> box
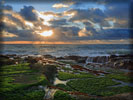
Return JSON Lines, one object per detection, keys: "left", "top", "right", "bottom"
{"left": 98, "top": 29, "right": 131, "bottom": 40}
{"left": 19, "top": 6, "right": 38, "bottom": 21}
{"left": 83, "top": 22, "right": 93, "bottom": 26}
{"left": 104, "top": 3, "right": 129, "bottom": 28}
{"left": 53, "top": 26, "right": 80, "bottom": 38}
{"left": 86, "top": 27, "right": 98, "bottom": 34}
{"left": 66, "top": 8, "right": 111, "bottom": 28}
{"left": 3, "top": 22, "right": 33, "bottom": 37}
{"left": 49, "top": 19, "right": 68, "bottom": 26}
{"left": 72, "top": 28, "right": 130, "bottom": 41}
{"left": 4, "top": 14, "right": 26, "bottom": 29}
{"left": 68, "top": 8, "right": 106, "bottom": 22}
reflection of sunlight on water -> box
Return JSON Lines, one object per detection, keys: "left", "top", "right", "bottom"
{"left": 54, "top": 78, "right": 67, "bottom": 85}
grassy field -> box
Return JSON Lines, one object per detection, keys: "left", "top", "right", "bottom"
{"left": 1, "top": 60, "right": 132, "bottom": 99}
{"left": 0, "top": 63, "right": 48, "bottom": 100}
{"left": 106, "top": 73, "right": 133, "bottom": 83}
{"left": 57, "top": 72, "right": 95, "bottom": 81}
{"left": 66, "top": 77, "right": 133, "bottom": 96}
{"left": 55, "top": 84, "right": 74, "bottom": 91}
{"left": 67, "top": 77, "right": 120, "bottom": 96}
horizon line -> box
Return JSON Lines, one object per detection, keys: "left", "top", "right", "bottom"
{"left": 0, "top": 41, "right": 132, "bottom": 44}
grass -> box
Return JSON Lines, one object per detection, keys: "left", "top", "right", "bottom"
{"left": 61, "top": 67, "right": 73, "bottom": 71}
{"left": 0, "top": 63, "right": 49, "bottom": 100}
{"left": 55, "top": 84, "right": 74, "bottom": 91}
{"left": 100, "top": 86, "right": 133, "bottom": 96}
{"left": 0, "top": 63, "right": 37, "bottom": 75}
{"left": 57, "top": 72, "right": 95, "bottom": 81}
{"left": 106, "top": 73, "right": 133, "bottom": 83}
{"left": 54, "top": 90, "right": 76, "bottom": 100}
{"left": 0, "top": 90, "right": 45, "bottom": 100}
{"left": 66, "top": 77, "right": 121, "bottom": 96}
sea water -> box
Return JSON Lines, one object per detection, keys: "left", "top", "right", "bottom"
{"left": 1, "top": 44, "right": 132, "bottom": 57}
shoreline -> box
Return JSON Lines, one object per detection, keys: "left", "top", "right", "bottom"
{"left": 1, "top": 54, "right": 133, "bottom": 70}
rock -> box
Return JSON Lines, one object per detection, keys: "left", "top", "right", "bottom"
{"left": 65, "top": 55, "right": 81, "bottom": 61}
{"left": 56, "top": 57, "right": 65, "bottom": 60}
{"left": 0, "top": 55, "right": 9, "bottom": 59}
{"left": 64, "top": 56, "right": 87, "bottom": 63}
{"left": 71, "top": 65, "right": 84, "bottom": 71}
{"left": 24, "top": 56, "right": 38, "bottom": 64}
{"left": 77, "top": 57, "right": 87, "bottom": 63}
{"left": 0, "top": 55, "right": 16, "bottom": 65}
{"left": 65, "top": 64, "right": 71, "bottom": 68}
{"left": 43, "top": 54, "right": 56, "bottom": 59}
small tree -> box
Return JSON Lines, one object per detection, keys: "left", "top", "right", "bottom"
{"left": 43, "top": 65, "right": 57, "bottom": 84}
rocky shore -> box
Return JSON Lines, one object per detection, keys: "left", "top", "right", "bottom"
{"left": 1, "top": 54, "right": 133, "bottom": 70}
{"left": 0, "top": 54, "right": 133, "bottom": 100}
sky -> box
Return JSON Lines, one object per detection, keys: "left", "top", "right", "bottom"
{"left": 0, "top": 0, "right": 132, "bottom": 44}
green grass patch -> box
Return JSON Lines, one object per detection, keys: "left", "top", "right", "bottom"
{"left": 106, "top": 73, "right": 133, "bottom": 83}
{"left": 0, "top": 63, "right": 38, "bottom": 75}
{"left": 0, "top": 89, "right": 45, "bottom": 100}
{"left": 66, "top": 77, "right": 121, "bottom": 96}
{"left": 57, "top": 72, "right": 95, "bottom": 81}
{"left": 100, "top": 86, "right": 133, "bottom": 96}
{"left": 54, "top": 90, "right": 76, "bottom": 100}
{"left": 0, "top": 63, "right": 49, "bottom": 100}
{"left": 55, "top": 84, "right": 74, "bottom": 91}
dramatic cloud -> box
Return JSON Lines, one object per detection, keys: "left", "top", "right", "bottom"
{"left": 20, "top": 6, "right": 38, "bottom": 21}
{"left": 49, "top": 19, "right": 68, "bottom": 27}
{"left": 68, "top": 8, "right": 106, "bottom": 22}
{"left": 104, "top": 3, "right": 129, "bottom": 28}
{"left": 52, "top": 26, "right": 80, "bottom": 39}
{"left": 78, "top": 28, "right": 93, "bottom": 37}
{"left": 1, "top": 1, "right": 131, "bottom": 43}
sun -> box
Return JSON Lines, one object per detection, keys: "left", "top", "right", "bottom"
{"left": 40, "top": 30, "right": 53, "bottom": 37}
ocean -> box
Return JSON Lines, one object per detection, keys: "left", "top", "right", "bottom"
{"left": 1, "top": 44, "right": 132, "bottom": 57}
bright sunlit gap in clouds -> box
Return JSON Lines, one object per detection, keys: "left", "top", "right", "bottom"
{"left": 39, "top": 30, "right": 53, "bottom": 37}
{"left": 25, "top": 21, "right": 34, "bottom": 27}
{"left": 35, "top": 10, "right": 54, "bottom": 26}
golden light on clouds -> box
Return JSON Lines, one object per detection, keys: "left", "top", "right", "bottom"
{"left": 52, "top": 3, "right": 69, "bottom": 9}
{"left": 36, "top": 11, "right": 54, "bottom": 26}
{"left": 39, "top": 30, "right": 53, "bottom": 37}
{"left": 2, "top": 31, "right": 18, "bottom": 38}
{"left": 3, "top": 17, "right": 16, "bottom": 26}
{"left": 78, "top": 28, "right": 93, "bottom": 37}
{"left": 64, "top": 11, "right": 76, "bottom": 17}
{"left": 25, "top": 21, "right": 34, "bottom": 28}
